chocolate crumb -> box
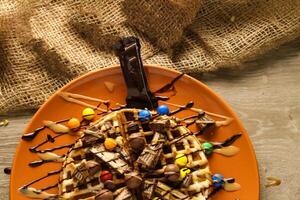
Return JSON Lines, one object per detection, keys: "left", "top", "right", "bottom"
{"left": 4, "top": 167, "right": 11, "bottom": 175}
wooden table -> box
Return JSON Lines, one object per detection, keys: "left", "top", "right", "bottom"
{"left": 1, "top": 39, "right": 299, "bottom": 200}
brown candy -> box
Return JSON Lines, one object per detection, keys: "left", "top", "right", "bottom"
{"left": 164, "top": 164, "right": 180, "bottom": 182}
{"left": 125, "top": 171, "right": 143, "bottom": 189}
{"left": 95, "top": 189, "right": 114, "bottom": 200}
{"left": 128, "top": 133, "right": 146, "bottom": 151}
{"left": 104, "top": 180, "right": 116, "bottom": 190}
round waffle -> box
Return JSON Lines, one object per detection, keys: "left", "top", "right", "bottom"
{"left": 55, "top": 108, "right": 213, "bottom": 200}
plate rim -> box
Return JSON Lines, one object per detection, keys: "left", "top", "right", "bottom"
{"left": 11, "top": 64, "right": 260, "bottom": 199}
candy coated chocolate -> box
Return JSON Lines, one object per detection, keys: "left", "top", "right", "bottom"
{"left": 82, "top": 108, "right": 95, "bottom": 120}
{"left": 125, "top": 171, "right": 143, "bottom": 189}
{"left": 201, "top": 142, "right": 213, "bottom": 155}
{"left": 104, "top": 138, "right": 117, "bottom": 150}
{"left": 175, "top": 153, "right": 188, "bottom": 167}
{"left": 138, "top": 109, "right": 152, "bottom": 121}
{"left": 100, "top": 171, "right": 113, "bottom": 182}
{"left": 104, "top": 180, "right": 116, "bottom": 190}
{"left": 129, "top": 133, "right": 146, "bottom": 151}
{"left": 212, "top": 173, "right": 224, "bottom": 187}
{"left": 164, "top": 164, "right": 180, "bottom": 181}
{"left": 157, "top": 105, "right": 170, "bottom": 115}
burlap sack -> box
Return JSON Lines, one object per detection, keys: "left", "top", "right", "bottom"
{"left": 0, "top": 0, "right": 299, "bottom": 114}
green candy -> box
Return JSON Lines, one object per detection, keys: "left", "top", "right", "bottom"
{"left": 201, "top": 142, "right": 213, "bottom": 155}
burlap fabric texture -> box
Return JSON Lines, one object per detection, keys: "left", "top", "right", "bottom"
{"left": 0, "top": 0, "right": 299, "bottom": 113}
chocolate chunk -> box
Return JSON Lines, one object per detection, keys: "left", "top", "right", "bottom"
{"left": 82, "top": 135, "right": 104, "bottom": 146}
{"left": 137, "top": 143, "right": 163, "bottom": 169}
{"left": 108, "top": 128, "right": 118, "bottom": 138}
{"left": 95, "top": 189, "right": 114, "bottom": 200}
{"left": 181, "top": 174, "right": 193, "bottom": 188}
{"left": 149, "top": 119, "right": 170, "bottom": 133}
{"left": 124, "top": 111, "right": 135, "bottom": 121}
{"left": 72, "top": 162, "right": 89, "bottom": 183}
{"left": 125, "top": 171, "right": 143, "bottom": 189}
{"left": 196, "top": 114, "right": 216, "bottom": 134}
{"left": 127, "top": 122, "right": 140, "bottom": 134}
{"left": 65, "top": 184, "right": 74, "bottom": 192}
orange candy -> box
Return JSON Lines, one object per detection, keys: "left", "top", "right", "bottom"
{"left": 67, "top": 118, "right": 81, "bottom": 129}
{"left": 104, "top": 138, "right": 117, "bottom": 151}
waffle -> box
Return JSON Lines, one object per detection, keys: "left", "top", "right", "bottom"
{"left": 23, "top": 108, "right": 213, "bottom": 200}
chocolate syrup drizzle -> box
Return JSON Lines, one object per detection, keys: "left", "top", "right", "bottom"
{"left": 213, "top": 134, "right": 242, "bottom": 149}
{"left": 21, "top": 169, "right": 62, "bottom": 189}
{"left": 168, "top": 101, "right": 194, "bottom": 116}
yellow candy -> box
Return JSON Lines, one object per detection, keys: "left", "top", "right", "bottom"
{"left": 175, "top": 153, "right": 188, "bottom": 167}
{"left": 82, "top": 108, "right": 95, "bottom": 120}
{"left": 67, "top": 118, "right": 81, "bottom": 129}
{"left": 179, "top": 168, "right": 191, "bottom": 181}
{"left": 152, "top": 197, "right": 160, "bottom": 200}
{"left": 104, "top": 138, "right": 117, "bottom": 151}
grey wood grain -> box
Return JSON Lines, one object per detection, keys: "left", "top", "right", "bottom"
{"left": 1, "top": 39, "right": 300, "bottom": 200}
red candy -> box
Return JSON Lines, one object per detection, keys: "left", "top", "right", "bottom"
{"left": 100, "top": 170, "right": 113, "bottom": 182}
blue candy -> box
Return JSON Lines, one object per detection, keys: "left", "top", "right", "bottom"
{"left": 212, "top": 174, "right": 224, "bottom": 188}
{"left": 138, "top": 109, "right": 152, "bottom": 121}
{"left": 157, "top": 105, "right": 170, "bottom": 115}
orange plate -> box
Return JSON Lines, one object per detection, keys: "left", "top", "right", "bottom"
{"left": 10, "top": 65, "right": 259, "bottom": 200}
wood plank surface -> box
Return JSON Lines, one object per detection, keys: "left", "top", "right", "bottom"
{"left": 1, "top": 39, "right": 299, "bottom": 200}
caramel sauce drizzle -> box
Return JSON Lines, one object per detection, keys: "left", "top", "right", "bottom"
{"left": 59, "top": 92, "right": 109, "bottom": 112}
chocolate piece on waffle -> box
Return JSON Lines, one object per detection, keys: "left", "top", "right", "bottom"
{"left": 196, "top": 111, "right": 216, "bottom": 134}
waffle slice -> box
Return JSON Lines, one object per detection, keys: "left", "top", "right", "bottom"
{"left": 58, "top": 138, "right": 103, "bottom": 200}
{"left": 58, "top": 109, "right": 138, "bottom": 200}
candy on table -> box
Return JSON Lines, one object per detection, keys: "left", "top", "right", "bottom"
{"left": 67, "top": 118, "right": 81, "bottom": 129}
{"left": 104, "top": 138, "right": 117, "bottom": 151}
{"left": 175, "top": 153, "right": 188, "bottom": 167}
{"left": 157, "top": 105, "right": 170, "bottom": 115}
{"left": 82, "top": 107, "right": 95, "bottom": 120}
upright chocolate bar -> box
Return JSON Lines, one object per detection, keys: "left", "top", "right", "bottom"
{"left": 115, "top": 37, "right": 158, "bottom": 109}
